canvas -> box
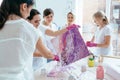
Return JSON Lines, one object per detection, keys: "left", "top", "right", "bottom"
{"left": 61, "top": 24, "right": 89, "bottom": 66}
{"left": 51, "top": 24, "right": 90, "bottom": 66}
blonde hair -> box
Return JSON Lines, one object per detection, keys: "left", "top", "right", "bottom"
{"left": 93, "top": 11, "right": 109, "bottom": 25}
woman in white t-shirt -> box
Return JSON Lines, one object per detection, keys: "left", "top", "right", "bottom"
{"left": 86, "top": 11, "right": 112, "bottom": 56}
{"left": 27, "top": 9, "right": 48, "bottom": 70}
{"left": 40, "top": 8, "right": 76, "bottom": 56}
{"left": 0, "top": 0, "right": 59, "bottom": 80}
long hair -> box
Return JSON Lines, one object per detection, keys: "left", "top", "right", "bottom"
{"left": 0, "top": 0, "right": 34, "bottom": 30}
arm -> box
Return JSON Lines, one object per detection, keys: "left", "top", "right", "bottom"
{"left": 33, "top": 51, "right": 42, "bottom": 57}
{"left": 44, "top": 24, "right": 78, "bottom": 37}
{"left": 36, "top": 38, "right": 54, "bottom": 59}
{"left": 97, "top": 35, "right": 111, "bottom": 48}
{"left": 45, "top": 28, "right": 67, "bottom": 37}
{"left": 87, "top": 36, "right": 111, "bottom": 48}
{"left": 91, "top": 36, "right": 95, "bottom": 42}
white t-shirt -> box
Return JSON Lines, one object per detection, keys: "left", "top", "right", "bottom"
{"left": 33, "top": 29, "right": 47, "bottom": 71}
{"left": 0, "top": 19, "right": 39, "bottom": 80}
{"left": 92, "top": 24, "right": 112, "bottom": 56}
{"left": 39, "top": 23, "right": 58, "bottom": 54}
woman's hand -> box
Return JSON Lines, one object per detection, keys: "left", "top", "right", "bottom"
{"left": 66, "top": 24, "right": 80, "bottom": 30}
{"left": 53, "top": 55, "right": 60, "bottom": 61}
{"left": 36, "top": 38, "right": 54, "bottom": 59}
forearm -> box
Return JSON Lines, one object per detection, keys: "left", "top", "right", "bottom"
{"left": 97, "top": 36, "right": 111, "bottom": 48}
{"left": 36, "top": 38, "right": 54, "bottom": 59}
{"left": 46, "top": 28, "right": 67, "bottom": 37}
{"left": 97, "top": 43, "right": 110, "bottom": 48}
{"left": 91, "top": 36, "right": 94, "bottom": 42}
{"left": 33, "top": 52, "right": 42, "bottom": 57}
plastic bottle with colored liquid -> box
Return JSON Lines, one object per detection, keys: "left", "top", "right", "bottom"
{"left": 88, "top": 54, "right": 95, "bottom": 67}
{"left": 96, "top": 56, "right": 104, "bottom": 80}
{"left": 88, "top": 58, "right": 94, "bottom": 67}
{"left": 96, "top": 65, "right": 104, "bottom": 80}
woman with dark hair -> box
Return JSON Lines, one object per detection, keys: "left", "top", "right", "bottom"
{"left": 27, "top": 9, "right": 47, "bottom": 70}
{"left": 0, "top": 0, "right": 59, "bottom": 80}
{"left": 27, "top": 9, "right": 41, "bottom": 28}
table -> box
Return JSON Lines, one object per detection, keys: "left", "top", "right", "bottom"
{"left": 34, "top": 57, "right": 119, "bottom": 80}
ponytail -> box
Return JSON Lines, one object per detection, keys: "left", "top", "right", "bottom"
{"left": 0, "top": 0, "right": 10, "bottom": 30}
{"left": 103, "top": 16, "right": 108, "bottom": 25}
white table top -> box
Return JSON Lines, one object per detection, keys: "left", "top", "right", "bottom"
{"left": 34, "top": 57, "right": 120, "bottom": 80}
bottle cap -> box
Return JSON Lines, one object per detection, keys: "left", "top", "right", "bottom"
{"left": 89, "top": 58, "right": 94, "bottom": 61}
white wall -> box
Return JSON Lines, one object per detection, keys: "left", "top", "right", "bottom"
{"left": 75, "top": 0, "right": 83, "bottom": 33}
{"left": 34, "top": 0, "right": 76, "bottom": 27}
{"left": 106, "top": 0, "right": 112, "bottom": 21}
{"left": 0, "top": 0, "right": 3, "bottom": 5}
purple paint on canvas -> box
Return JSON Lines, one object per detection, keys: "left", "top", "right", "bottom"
{"left": 61, "top": 24, "right": 89, "bottom": 66}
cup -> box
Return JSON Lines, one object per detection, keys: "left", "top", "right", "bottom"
{"left": 81, "top": 65, "right": 87, "bottom": 72}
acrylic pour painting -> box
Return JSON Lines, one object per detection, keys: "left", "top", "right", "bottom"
{"left": 61, "top": 24, "right": 89, "bottom": 66}
{"left": 51, "top": 24, "right": 90, "bottom": 66}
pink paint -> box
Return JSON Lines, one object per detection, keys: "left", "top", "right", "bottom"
{"left": 96, "top": 65, "right": 104, "bottom": 79}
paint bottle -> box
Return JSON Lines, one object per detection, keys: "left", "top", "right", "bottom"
{"left": 81, "top": 65, "right": 87, "bottom": 72}
{"left": 96, "top": 65, "right": 104, "bottom": 79}
{"left": 96, "top": 56, "right": 104, "bottom": 80}
{"left": 88, "top": 58, "right": 94, "bottom": 67}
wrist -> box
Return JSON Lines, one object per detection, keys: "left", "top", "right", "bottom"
{"left": 53, "top": 55, "right": 56, "bottom": 60}
{"left": 95, "top": 43, "right": 98, "bottom": 47}
{"left": 91, "top": 43, "right": 97, "bottom": 47}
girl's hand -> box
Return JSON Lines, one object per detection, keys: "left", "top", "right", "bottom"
{"left": 86, "top": 41, "right": 97, "bottom": 47}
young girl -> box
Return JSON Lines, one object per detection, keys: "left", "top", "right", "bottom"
{"left": 0, "top": 0, "right": 59, "bottom": 80}
{"left": 86, "top": 11, "right": 112, "bottom": 56}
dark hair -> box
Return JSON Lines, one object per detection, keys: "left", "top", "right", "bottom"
{"left": 43, "top": 8, "right": 54, "bottom": 17}
{"left": 0, "top": 0, "right": 34, "bottom": 30}
{"left": 27, "top": 9, "right": 40, "bottom": 20}
{"left": 93, "top": 11, "right": 109, "bottom": 25}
